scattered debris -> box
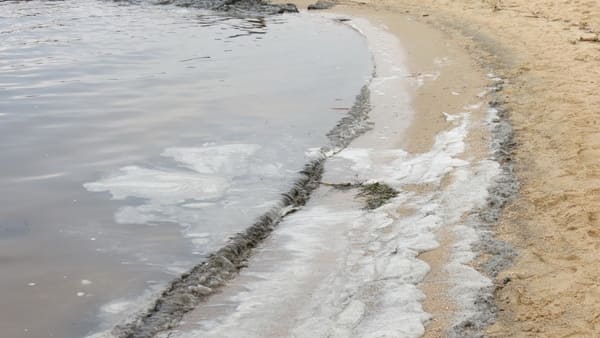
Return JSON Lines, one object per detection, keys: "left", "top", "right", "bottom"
{"left": 357, "top": 182, "right": 399, "bottom": 210}
{"left": 321, "top": 181, "right": 399, "bottom": 210}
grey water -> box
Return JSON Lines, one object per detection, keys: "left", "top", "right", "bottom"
{"left": 0, "top": 1, "right": 372, "bottom": 337}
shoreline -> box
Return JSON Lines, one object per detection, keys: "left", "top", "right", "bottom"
{"left": 316, "top": 1, "right": 600, "bottom": 336}
{"left": 159, "top": 4, "right": 515, "bottom": 337}
{"left": 92, "top": 87, "right": 375, "bottom": 338}
{"left": 302, "top": 3, "right": 517, "bottom": 336}
{"left": 93, "top": 0, "right": 531, "bottom": 336}
{"left": 88, "top": 18, "right": 376, "bottom": 337}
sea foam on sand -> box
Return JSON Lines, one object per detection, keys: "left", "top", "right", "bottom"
{"left": 86, "top": 14, "right": 502, "bottom": 338}
{"left": 164, "top": 16, "right": 501, "bottom": 338}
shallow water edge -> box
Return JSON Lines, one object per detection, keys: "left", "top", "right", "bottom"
{"left": 38, "top": 2, "right": 521, "bottom": 337}
{"left": 100, "top": 82, "right": 373, "bottom": 337}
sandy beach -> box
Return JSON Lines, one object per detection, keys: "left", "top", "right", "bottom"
{"left": 284, "top": 0, "right": 600, "bottom": 337}
{"left": 8, "top": 0, "right": 596, "bottom": 336}
{"left": 150, "top": 0, "right": 511, "bottom": 336}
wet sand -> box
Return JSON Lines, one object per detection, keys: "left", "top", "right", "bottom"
{"left": 289, "top": 0, "right": 600, "bottom": 336}
{"left": 165, "top": 2, "right": 504, "bottom": 336}
{"left": 326, "top": 7, "right": 494, "bottom": 337}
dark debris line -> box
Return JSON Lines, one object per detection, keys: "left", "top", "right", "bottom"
{"left": 447, "top": 78, "right": 519, "bottom": 338}
{"left": 113, "top": 159, "right": 325, "bottom": 338}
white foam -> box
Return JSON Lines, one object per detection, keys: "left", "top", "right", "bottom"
{"left": 84, "top": 165, "right": 230, "bottom": 204}
{"left": 325, "top": 112, "right": 470, "bottom": 186}
{"left": 162, "top": 144, "right": 261, "bottom": 176}
{"left": 170, "top": 205, "right": 367, "bottom": 338}
{"left": 170, "top": 13, "right": 499, "bottom": 335}
{"left": 325, "top": 113, "right": 497, "bottom": 335}
{"left": 169, "top": 16, "right": 437, "bottom": 338}
{"left": 139, "top": 14, "right": 498, "bottom": 338}
{"left": 84, "top": 143, "right": 283, "bottom": 251}
{"left": 445, "top": 162, "right": 500, "bottom": 324}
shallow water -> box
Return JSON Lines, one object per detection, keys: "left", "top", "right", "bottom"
{"left": 0, "top": 1, "right": 372, "bottom": 337}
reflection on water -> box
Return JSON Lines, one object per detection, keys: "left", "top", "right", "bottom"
{"left": 0, "top": 0, "right": 372, "bottom": 337}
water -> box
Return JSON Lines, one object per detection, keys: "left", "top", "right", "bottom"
{"left": 0, "top": 1, "right": 372, "bottom": 337}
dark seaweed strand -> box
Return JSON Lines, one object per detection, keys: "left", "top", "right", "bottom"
{"left": 325, "top": 85, "right": 373, "bottom": 151}
{"left": 447, "top": 78, "right": 519, "bottom": 338}
{"left": 111, "top": 82, "right": 374, "bottom": 337}
{"left": 357, "top": 182, "right": 399, "bottom": 210}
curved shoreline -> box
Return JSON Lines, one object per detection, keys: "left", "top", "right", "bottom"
{"left": 99, "top": 1, "right": 522, "bottom": 336}
{"left": 312, "top": 1, "right": 600, "bottom": 337}
{"left": 153, "top": 6, "right": 518, "bottom": 337}
{"left": 106, "top": 0, "right": 600, "bottom": 335}
{"left": 100, "top": 75, "right": 375, "bottom": 338}
{"left": 317, "top": 5, "right": 517, "bottom": 337}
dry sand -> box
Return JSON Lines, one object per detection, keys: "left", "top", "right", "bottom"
{"left": 285, "top": 0, "right": 600, "bottom": 336}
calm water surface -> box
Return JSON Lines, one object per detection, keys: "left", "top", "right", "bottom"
{"left": 0, "top": 1, "right": 371, "bottom": 337}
